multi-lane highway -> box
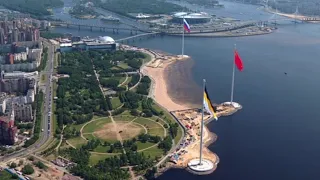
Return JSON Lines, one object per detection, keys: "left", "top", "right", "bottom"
{"left": 0, "top": 40, "right": 55, "bottom": 163}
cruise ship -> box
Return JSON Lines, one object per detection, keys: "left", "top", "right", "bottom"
{"left": 100, "top": 16, "right": 120, "bottom": 23}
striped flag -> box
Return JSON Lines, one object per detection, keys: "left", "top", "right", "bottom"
{"left": 183, "top": 18, "right": 191, "bottom": 32}
{"left": 203, "top": 86, "right": 218, "bottom": 120}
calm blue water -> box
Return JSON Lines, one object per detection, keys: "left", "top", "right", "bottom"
{"left": 51, "top": 1, "right": 320, "bottom": 179}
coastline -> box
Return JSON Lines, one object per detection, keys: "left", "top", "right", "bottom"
{"left": 166, "top": 26, "right": 274, "bottom": 38}
{"left": 264, "top": 7, "right": 320, "bottom": 23}
{"left": 139, "top": 48, "right": 224, "bottom": 176}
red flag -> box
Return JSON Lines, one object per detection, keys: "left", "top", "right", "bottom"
{"left": 234, "top": 50, "right": 244, "bottom": 71}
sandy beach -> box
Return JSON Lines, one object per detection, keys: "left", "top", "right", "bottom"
{"left": 141, "top": 50, "right": 200, "bottom": 111}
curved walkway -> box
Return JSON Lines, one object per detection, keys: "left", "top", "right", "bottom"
{"left": 129, "top": 72, "right": 142, "bottom": 90}
{"left": 118, "top": 73, "right": 128, "bottom": 87}
{"left": 80, "top": 117, "right": 109, "bottom": 141}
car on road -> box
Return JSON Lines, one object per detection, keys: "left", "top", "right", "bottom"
{"left": 41, "top": 129, "right": 44, "bottom": 132}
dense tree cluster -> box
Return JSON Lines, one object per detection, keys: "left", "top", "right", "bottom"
{"left": 93, "top": 0, "right": 188, "bottom": 17}
{"left": 24, "top": 91, "right": 44, "bottom": 148}
{"left": 0, "top": 0, "right": 63, "bottom": 16}
{"left": 169, "top": 123, "right": 179, "bottom": 138}
{"left": 56, "top": 52, "right": 108, "bottom": 130}
{"left": 61, "top": 139, "right": 156, "bottom": 180}
{"left": 141, "top": 98, "right": 161, "bottom": 117}
{"left": 69, "top": 4, "right": 100, "bottom": 18}
{"left": 63, "top": 127, "right": 80, "bottom": 139}
{"left": 138, "top": 134, "right": 161, "bottom": 144}
{"left": 22, "top": 164, "right": 34, "bottom": 175}
{"left": 158, "top": 136, "right": 173, "bottom": 153}
{"left": 128, "top": 74, "right": 140, "bottom": 88}
{"left": 136, "top": 76, "right": 151, "bottom": 95}
{"left": 119, "top": 91, "right": 142, "bottom": 109}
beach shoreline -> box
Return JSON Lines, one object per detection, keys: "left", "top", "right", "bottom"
{"left": 127, "top": 45, "right": 241, "bottom": 177}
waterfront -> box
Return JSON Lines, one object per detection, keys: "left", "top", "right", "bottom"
{"left": 51, "top": 0, "right": 320, "bottom": 179}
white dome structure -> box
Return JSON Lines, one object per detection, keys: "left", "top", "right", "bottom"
{"left": 98, "top": 36, "right": 115, "bottom": 44}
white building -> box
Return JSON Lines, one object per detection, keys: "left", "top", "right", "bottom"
{"left": 14, "top": 52, "right": 28, "bottom": 61}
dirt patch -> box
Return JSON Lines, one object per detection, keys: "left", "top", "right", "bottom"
{"left": 94, "top": 122, "right": 144, "bottom": 141}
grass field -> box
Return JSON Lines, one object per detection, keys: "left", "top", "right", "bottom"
{"left": 142, "top": 53, "right": 152, "bottom": 64}
{"left": 89, "top": 153, "right": 116, "bottom": 165}
{"left": 0, "top": 170, "right": 14, "bottom": 180}
{"left": 136, "top": 141, "right": 156, "bottom": 150}
{"left": 142, "top": 146, "right": 164, "bottom": 160}
{"left": 69, "top": 122, "right": 85, "bottom": 131}
{"left": 94, "top": 145, "right": 110, "bottom": 153}
{"left": 83, "top": 133, "right": 96, "bottom": 140}
{"left": 151, "top": 103, "right": 184, "bottom": 144}
{"left": 67, "top": 137, "right": 87, "bottom": 148}
{"left": 134, "top": 118, "right": 162, "bottom": 129}
{"left": 111, "top": 66, "right": 121, "bottom": 70}
{"left": 117, "top": 62, "right": 131, "bottom": 69}
{"left": 82, "top": 118, "right": 111, "bottom": 133}
{"left": 113, "top": 115, "right": 135, "bottom": 122}
{"left": 110, "top": 97, "right": 122, "bottom": 109}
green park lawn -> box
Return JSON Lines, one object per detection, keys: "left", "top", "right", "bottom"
{"left": 82, "top": 118, "right": 111, "bottom": 133}
{"left": 117, "top": 62, "right": 131, "bottom": 69}
{"left": 89, "top": 153, "right": 116, "bottom": 165}
{"left": 142, "top": 53, "right": 152, "bottom": 63}
{"left": 94, "top": 145, "right": 111, "bottom": 153}
{"left": 110, "top": 97, "right": 122, "bottom": 109}
{"left": 148, "top": 127, "right": 165, "bottom": 137}
{"left": 0, "top": 170, "right": 14, "bottom": 180}
{"left": 134, "top": 118, "right": 161, "bottom": 129}
{"left": 67, "top": 137, "right": 87, "bottom": 148}
{"left": 136, "top": 141, "right": 156, "bottom": 150}
{"left": 141, "top": 146, "right": 164, "bottom": 160}
{"left": 83, "top": 133, "right": 96, "bottom": 141}
{"left": 113, "top": 115, "right": 136, "bottom": 122}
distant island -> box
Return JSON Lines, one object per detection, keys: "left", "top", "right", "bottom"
{"left": 86, "top": 0, "right": 189, "bottom": 18}
{"left": 69, "top": 2, "right": 100, "bottom": 19}
{"left": 176, "top": 0, "right": 224, "bottom": 7}
{"left": 0, "top": 0, "right": 63, "bottom": 17}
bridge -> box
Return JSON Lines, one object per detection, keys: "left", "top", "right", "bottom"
{"left": 50, "top": 21, "right": 151, "bottom": 34}
{"left": 115, "top": 32, "right": 161, "bottom": 43}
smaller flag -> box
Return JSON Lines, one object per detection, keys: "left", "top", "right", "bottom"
{"left": 183, "top": 19, "right": 191, "bottom": 33}
{"left": 234, "top": 50, "right": 244, "bottom": 71}
{"left": 203, "top": 86, "right": 218, "bottom": 120}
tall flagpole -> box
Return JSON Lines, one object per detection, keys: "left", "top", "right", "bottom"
{"left": 230, "top": 44, "right": 236, "bottom": 104}
{"left": 182, "top": 18, "right": 185, "bottom": 56}
{"left": 199, "top": 79, "right": 205, "bottom": 165}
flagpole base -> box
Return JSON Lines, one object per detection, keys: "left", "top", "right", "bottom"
{"left": 177, "top": 55, "right": 190, "bottom": 60}
{"left": 187, "top": 158, "right": 216, "bottom": 175}
{"left": 222, "top": 102, "right": 242, "bottom": 110}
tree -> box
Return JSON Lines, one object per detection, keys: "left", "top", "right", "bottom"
{"left": 19, "top": 160, "right": 24, "bottom": 166}
{"left": 28, "top": 156, "right": 34, "bottom": 161}
{"left": 130, "top": 109, "right": 139, "bottom": 116}
{"left": 34, "top": 161, "right": 47, "bottom": 169}
{"left": 11, "top": 174, "right": 19, "bottom": 179}
{"left": 9, "top": 162, "right": 17, "bottom": 168}
{"left": 22, "top": 164, "right": 35, "bottom": 175}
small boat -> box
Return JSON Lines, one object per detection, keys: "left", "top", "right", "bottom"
{"left": 100, "top": 16, "right": 120, "bottom": 23}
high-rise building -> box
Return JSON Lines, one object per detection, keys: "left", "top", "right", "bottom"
{"left": 0, "top": 109, "right": 17, "bottom": 145}
{"left": 12, "top": 28, "right": 19, "bottom": 42}
{"left": 14, "top": 103, "right": 33, "bottom": 122}
{"left": 33, "top": 29, "right": 39, "bottom": 41}
{"left": 0, "top": 28, "right": 5, "bottom": 45}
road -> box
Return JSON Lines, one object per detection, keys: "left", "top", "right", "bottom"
{"left": 0, "top": 40, "right": 55, "bottom": 164}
